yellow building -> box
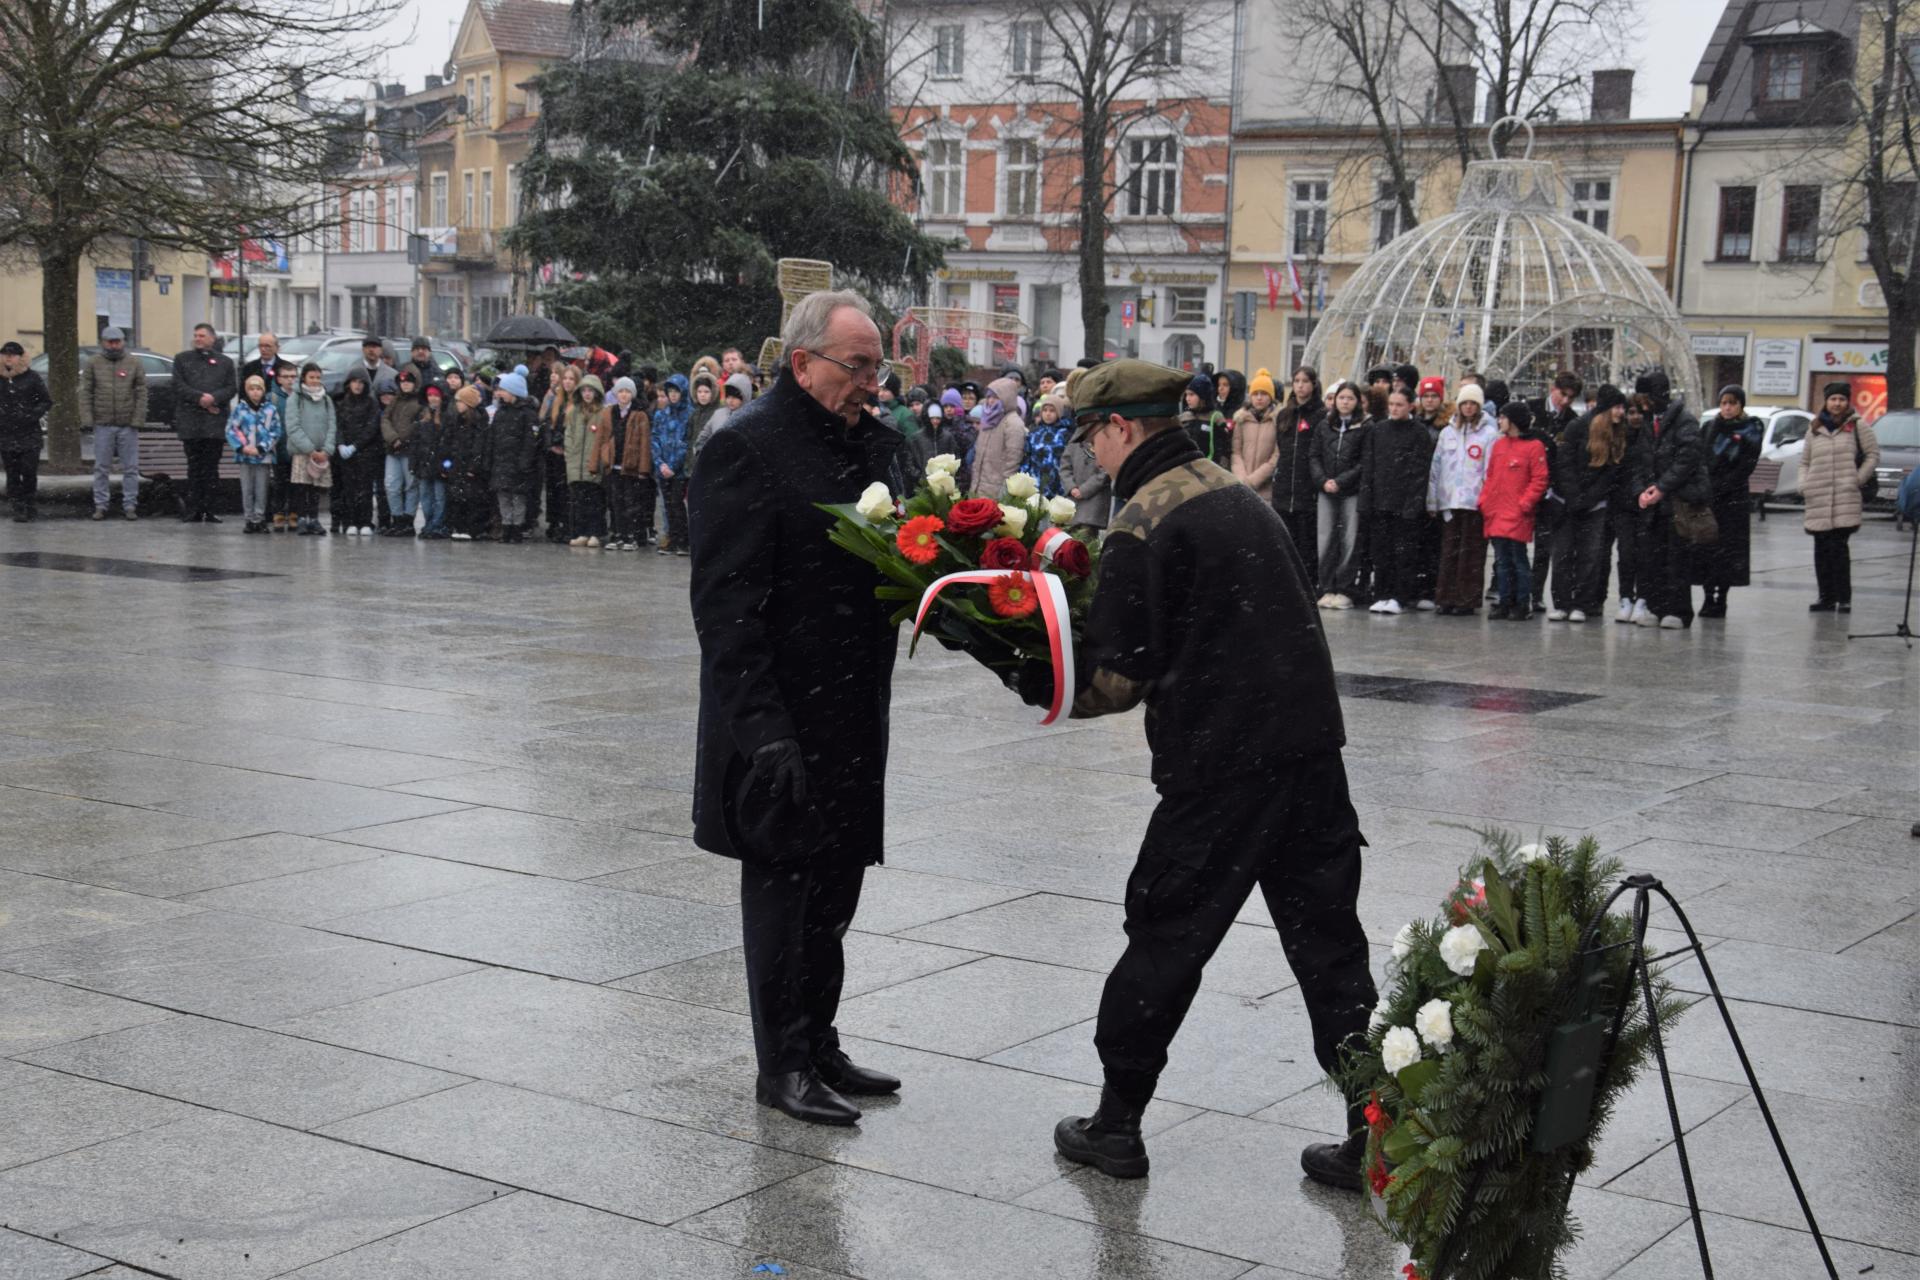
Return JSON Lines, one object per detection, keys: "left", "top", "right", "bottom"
{"left": 0, "top": 244, "right": 211, "bottom": 359}
{"left": 416, "top": 0, "right": 573, "bottom": 341}
{"left": 1226, "top": 119, "right": 1684, "bottom": 380}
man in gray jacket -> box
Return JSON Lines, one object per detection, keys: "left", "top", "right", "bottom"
{"left": 82, "top": 327, "right": 147, "bottom": 519}
{"left": 172, "top": 322, "right": 235, "bottom": 522}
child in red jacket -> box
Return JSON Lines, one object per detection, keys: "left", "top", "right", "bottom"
{"left": 1479, "top": 400, "right": 1550, "bottom": 620}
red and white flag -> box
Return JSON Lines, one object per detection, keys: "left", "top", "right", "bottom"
{"left": 1263, "top": 264, "right": 1281, "bottom": 312}
{"left": 1285, "top": 257, "right": 1306, "bottom": 311}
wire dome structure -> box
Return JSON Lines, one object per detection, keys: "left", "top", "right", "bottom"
{"left": 1304, "top": 120, "right": 1702, "bottom": 408}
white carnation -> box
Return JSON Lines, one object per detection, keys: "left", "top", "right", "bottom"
{"left": 1381, "top": 1025, "right": 1422, "bottom": 1074}
{"left": 1391, "top": 922, "right": 1418, "bottom": 962}
{"left": 1515, "top": 843, "right": 1546, "bottom": 864}
{"left": 1004, "top": 471, "right": 1038, "bottom": 500}
{"left": 994, "top": 503, "right": 1029, "bottom": 538}
{"left": 854, "top": 482, "right": 895, "bottom": 523}
{"left": 926, "top": 471, "right": 958, "bottom": 498}
{"left": 1045, "top": 496, "right": 1077, "bottom": 524}
{"left": 1415, "top": 998, "right": 1454, "bottom": 1052}
{"left": 927, "top": 453, "right": 961, "bottom": 477}
{"left": 1368, "top": 996, "right": 1392, "bottom": 1032}
{"left": 1438, "top": 924, "right": 1489, "bottom": 977}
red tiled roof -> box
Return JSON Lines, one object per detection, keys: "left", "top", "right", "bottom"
{"left": 493, "top": 114, "right": 539, "bottom": 135}
{"left": 480, "top": 0, "right": 574, "bottom": 57}
{"left": 417, "top": 126, "right": 457, "bottom": 148}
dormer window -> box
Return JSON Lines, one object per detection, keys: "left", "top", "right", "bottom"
{"left": 1757, "top": 46, "right": 1807, "bottom": 103}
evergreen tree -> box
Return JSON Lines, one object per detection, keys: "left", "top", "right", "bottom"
{"left": 512, "top": 0, "right": 944, "bottom": 366}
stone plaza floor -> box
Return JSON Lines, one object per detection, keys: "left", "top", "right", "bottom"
{"left": 0, "top": 507, "right": 1914, "bottom": 1280}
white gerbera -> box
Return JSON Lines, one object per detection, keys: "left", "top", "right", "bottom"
{"left": 1438, "top": 924, "right": 1489, "bottom": 977}
{"left": 1415, "top": 998, "right": 1454, "bottom": 1052}
{"left": 1381, "top": 1025, "right": 1422, "bottom": 1074}
{"left": 854, "top": 482, "right": 895, "bottom": 523}
{"left": 1004, "top": 471, "right": 1038, "bottom": 500}
{"left": 927, "top": 453, "right": 961, "bottom": 477}
{"left": 994, "top": 503, "right": 1029, "bottom": 538}
{"left": 1045, "top": 495, "right": 1077, "bottom": 525}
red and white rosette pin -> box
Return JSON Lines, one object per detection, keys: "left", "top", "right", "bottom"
{"left": 912, "top": 570, "right": 1076, "bottom": 727}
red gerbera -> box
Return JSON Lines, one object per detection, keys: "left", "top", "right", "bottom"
{"left": 945, "top": 497, "right": 1003, "bottom": 536}
{"left": 987, "top": 572, "right": 1040, "bottom": 618}
{"left": 980, "top": 537, "right": 1029, "bottom": 570}
{"left": 896, "top": 515, "right": 945, "bottom": 565}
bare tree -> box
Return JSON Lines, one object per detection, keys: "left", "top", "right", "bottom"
{"left": 1855, "top": 1, "right": 1920, "bottom": 408}
{"left": 0, "top": 0, "right": 394, "bottom": 466}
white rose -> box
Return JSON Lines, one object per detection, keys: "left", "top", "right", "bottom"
{"left": 994, "top": 503, "right": 1029, "bottom": 538}
{"left": 1045, "top": 496, "right": 1077, "bottom": 524}
{"left": 1004, "top": 472, "right": 1038, "bottom": 500}
{"left": 1391, "top": 922, "right": 1418, "bottom": 962}
{"left": 1438, "top": 924, "right": 1488, "bottom": 977}
{"left": 926, "top": 471, "right": 958, "bottom": 498}
{"left": 1515, "top": 843, "right": 1546, "bottom": 864}
{"left": 855, "top": 481, "right": 895, "bottom": 523}
{"left": 1415, "top": 998, "right": 1454, "bottom": 1052}
{"left": 927, "top": 453, "right": 961, "bottom": 477}
{"left": 1381, "top": 1025, "right": 1421, "bottom": 1075}
{"left": 1368, "top": 996, "right": 1392, "bottom": 1032}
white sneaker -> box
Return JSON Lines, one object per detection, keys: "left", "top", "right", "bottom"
{"left": 1615, "top": 599, "right": 1634, "bottom": 623}
{"left": 1630, "top": 600, "right": 1652, "bottom": 626}
{"left": 1379, "top": 599, "right": 1404, "bottom": 615}
{"left": 1568, "top": 609, "right": 1587, "bottom": 623}
{"left": 452, "top": 532, "right": 472, "bottom": 541}
{"left": 586, "top": 537, "right": 602, "bottom": 548}
{"left": 1659, "top": 615, "right": 1685, "bottom": 630}
{"left": 1415, "top": 599, "right": 1436, "bottom": 611}
{"left": 1316, "top": 593, "right": 1333, "bottom": 608}
{"left": 1546, "top": 608, "right": 1569, "bottom": 622}
{"left": 1368, "top": 599, "right": 1388, "bottom": 613}
{"left": 1328, "top": 594, "right": 1354, "bottom": 610}
{"left": 569, "top": 536, "right": 588, "bottom": 547}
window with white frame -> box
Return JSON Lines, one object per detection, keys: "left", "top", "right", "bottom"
{"left": 478, "top": 74, "right": 493, "bottom": 126}
{"left": 1010, "top": 21, "right": 1043, "bottom": 76}
{"left": 925, "top": 138, "right": 964, "bottom": 216}
{"left": 1288, "top": 315, "right": 1318, "bottom": 372}
{"left": 1291, "top": 178, "right": 1329, "bottom": 256}
{"left": 463, "top": 77, "right": 476, "bottom": 114}
{"left": 385, "top": 188, "right": 399, "bottom": 251}
{"left": 1124, "top": 136, "right": 1178, "bottom": 217}
{"left": 401, "top": 185, "right": 415, "bottom": 234}
{"left": 480, "top": 168, "right": 494, "bottom": 228}
{"left": 1004, "top": 139, "right": 1039, "bottom": 217}
{"left": 462, "top": 171, "right": 475, "bottom": 225}
{"left": 1570, "top": 177, "right": 1613, "bottom": 234}
{"left": 1168, "top": 287, "right": 1207, "bottom": 324}
{"left": 505, "top": 166, "right": 519, "bottom": 226}
{"left": 430, "top": 173, "right": 448, "bottom": 226}
{"left": 933, "top": 25, "right": 964, "bottom": 77}
{"left": 1133, "top": 13, "right": 1182, "bottom": 67}
{"left": 1374, "top": 178, "right": 1414, "bottom": 248}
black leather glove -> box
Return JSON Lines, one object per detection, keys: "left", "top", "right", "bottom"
{"left": 747, "top": 738, "right": 807, "bottom": 805}
{"left": 999, "top": 660, "right": 1055, "bottom": 709}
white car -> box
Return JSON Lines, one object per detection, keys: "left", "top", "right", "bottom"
{"left": 1758, "top": 405, "right": 1814, "bottom": 499}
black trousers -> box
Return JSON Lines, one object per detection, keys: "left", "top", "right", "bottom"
{"left": 1413, "top": 508, "right": 1442, "bottom": 603}
{"left": 1277, "top": 507, "right": 1318, "bottom": 593}
{"left": 1532, "top": 497, "right": 1564, "bottom": 607}
{"left": 543, "top": 451, "right": 570, "bottom": 537}
{"left": 1611, "top": 507, "right": 1652, "bottom": 605}
{"left": 1367, "top": 512, "right": 1420, "bottom": 605}
{"left": 3, "top": 448, "right": 39, "bottom": 511}
{"left": 610, "top": 472, "right": 652, "bottom": 542}
{"left": 1644, "top": 504, "right": 1695, "bottom": 625}
{"left": 1811, "top": 527, "right": 1855, "bottom": 604}
{"left": 1552, "top": 507, "right": 1613, "bottom": 614}
{"left": 661, "top": 474, "right": 689, "bottom": 548}
{"left": 182, "top": 437, "right": 225, "bottom": 517}
{"left": 1095, "top": 752, "right": 1376, "bottom": 1113}
{"left": 336, "top": 453, "right": 378, "bottom": 528}
{"left": 568, "top": 481, "right": 606, "bottom": 539}
{"left": 271, "top": 456, "right": 294, "bottom": 517}
{"left": 740, "top": 857, "right": 867, "bottom": 1074}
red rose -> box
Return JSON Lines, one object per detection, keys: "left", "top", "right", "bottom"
{"left": 945, "top": 497, "right": 1003, "bottom": 536}
{"left": 980, "top": 537, "right": 1028, "bottom": 570}
{"left": 1053, "top": 538, "right": 1092, "bottom": 578}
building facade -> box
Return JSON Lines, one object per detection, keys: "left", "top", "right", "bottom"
{"left": 1676, "top": 0, "right": 1901, "bottom": 417}
{"left": 0, "top": 243, "right": 208, "bottom": 358}
{"left": 416, "top": 0, "right": 572, "bottom": 342}
{"left": 886, "top": 0, "right": 1233, "bottom": 372}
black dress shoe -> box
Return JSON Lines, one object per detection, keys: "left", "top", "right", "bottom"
{"left": 755, "top": 1069, "right": 860, "bottom": 1126}
{"left": 812, "top": 1047, "right": 900, "bottom": 1096}
{"left": 1054, "top": 1088, "right": 1148, "bottom": 1179}
{"left": 204, "top": 513, "right": 221, "bottom": 524}
{"left": 1809, "top": 600, "right": 1836, "bottom": 613}
{"left": 1300, "top": 1129, "right": 1367, "bottom": 1192}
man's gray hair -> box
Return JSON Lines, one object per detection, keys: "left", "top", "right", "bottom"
{"left": 781, "top": 290, "right": 873, "bottom": 368}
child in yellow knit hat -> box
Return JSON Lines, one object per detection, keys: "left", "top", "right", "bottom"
{"left": 1230, "top": 368, "right": 1281, "bottom": 501}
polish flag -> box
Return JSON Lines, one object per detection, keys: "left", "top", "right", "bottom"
{"left": 1285, "top": 257, "right": 1305, "bottom": 312}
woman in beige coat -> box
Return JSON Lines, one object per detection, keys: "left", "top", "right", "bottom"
{"left": 969, "top": 375, "right": 1029, "bottom": 497}
{"left": 1801, "top": 381, "right": 1880, "bottom": 612}
{"left": 1230, "top": 368, "right": 1281, "bottom": 501}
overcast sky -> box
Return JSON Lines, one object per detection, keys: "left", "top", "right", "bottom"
{"left": 370, "top": 0, "right": 1725, "bottom": 120}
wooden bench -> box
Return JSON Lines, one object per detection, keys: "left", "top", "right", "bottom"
{"left": 1748, "top": 458, "right": 1782, "bottom": 521}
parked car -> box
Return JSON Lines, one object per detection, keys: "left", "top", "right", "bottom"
{"left": 29, "top": 347, "right": 177, "bottom": 426}
{"left": 1756, "top": 405, "right": 1814, "bottom": 501}
{"left": 383, "top": 337, "right": 468, "bottom": 380}
{"left": 1772, "top": 407, "right": 1918, "bottom": 512}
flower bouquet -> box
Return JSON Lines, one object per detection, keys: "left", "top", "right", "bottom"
{"left": 818, "top": 454, "right": 1099, "bottom": 723}
{"left": 1340, "top": 832, "right": 1685, "bottom": 1280}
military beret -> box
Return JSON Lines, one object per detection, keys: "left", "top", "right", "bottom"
{"left": 1069, "top": 358, "right": 1189, "bottom": 441}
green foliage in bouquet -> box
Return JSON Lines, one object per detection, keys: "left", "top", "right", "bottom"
{"left": 1338, "top": 831, "right": 1687, "bottom": 1280}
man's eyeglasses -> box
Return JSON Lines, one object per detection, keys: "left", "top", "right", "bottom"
{"left": 804, "top": 349, "right": 882, "bottom": 386}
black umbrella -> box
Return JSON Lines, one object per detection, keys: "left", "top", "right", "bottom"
{"left": 481, "top": 314, "right": 577, "bottom": 349}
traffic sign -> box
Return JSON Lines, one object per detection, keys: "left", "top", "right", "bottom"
{"left": 211, "top": 279, "right": 250, "bottom": 299}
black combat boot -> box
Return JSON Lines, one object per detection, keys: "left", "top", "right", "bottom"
{"left": 1053, "top": 1087, "right": 1149, "bottom": 1179}
{"left": 1300, "top": 1128, "right": 1368, "bottom": 1192}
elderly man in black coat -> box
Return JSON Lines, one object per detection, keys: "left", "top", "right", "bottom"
{"left": 688, "top": 290, "right": 912, "bottom": 1126}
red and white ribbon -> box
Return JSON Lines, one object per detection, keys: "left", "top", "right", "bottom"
{"left": 1030, "top": 526, "right": 1072, "bottom": 570}
{"left": 912, "top": 570, "right": 1076, "bottom": 726}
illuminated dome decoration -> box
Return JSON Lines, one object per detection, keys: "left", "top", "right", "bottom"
{"left": 1305, "top": 121, "right": 1702, "bottom": 407}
